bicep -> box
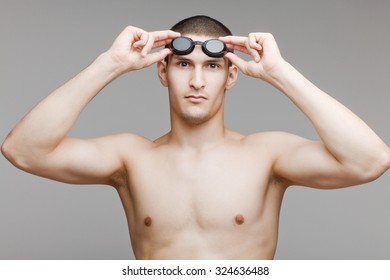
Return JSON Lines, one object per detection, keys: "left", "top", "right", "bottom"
{"left": 29, "top": 135, "right": 127, "bottom": 186}
{"left": 273, "top": 133, "right": 360, "bottom": 189}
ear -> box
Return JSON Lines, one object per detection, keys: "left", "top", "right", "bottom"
{"left": 157, "top": 60, "right": 169, "bottom": 87}
{"left": 225, "top": 65, "right": 238, "bottom": 91}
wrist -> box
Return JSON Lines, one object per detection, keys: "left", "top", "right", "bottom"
{"left": 264, "top": 59, "right": 291, "bottom": 82}
{"left": 95, "top": 51, "right": 129, "bottom": 80}
{"left": 264, "top": 60, "right": 302, "bottom": 93}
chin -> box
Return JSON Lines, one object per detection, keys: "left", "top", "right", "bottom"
{"left": 181, "top": 113, "right": 210, "bottom": 125}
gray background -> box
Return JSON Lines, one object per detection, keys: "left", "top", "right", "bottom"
{"left": 1, "top": 0, "right": 389, "bottom": 260}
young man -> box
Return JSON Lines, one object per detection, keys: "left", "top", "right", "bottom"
{"left": 2, "top": 15, "right": 390, "bottom": 259}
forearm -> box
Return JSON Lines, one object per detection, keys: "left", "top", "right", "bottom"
{"left": 2, "top": 26, "right": 178, "bottom": 166}
{"left": 271, "top": 61, "right": 390, "bottom": 170}
{"left": 2, "top": 52, "right": 121, "bottom": 159}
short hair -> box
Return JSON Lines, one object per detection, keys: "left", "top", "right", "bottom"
{"left": 170, "top": 15, "right": 232, "bottom": 37}
{"left": 165, "top": 15, "right": 233, "bottom": 65}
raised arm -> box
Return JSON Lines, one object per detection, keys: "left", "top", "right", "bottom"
{"left": 1, "top": 26, "right": 180, "bottom": 187}
{"left": 221, "top": 33, "right": 390, "bottom": 188}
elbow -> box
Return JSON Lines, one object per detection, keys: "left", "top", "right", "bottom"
{"left": 359, "top": 148, "right": 390, "bottom": 183}
{"left": 381, "top": 148, "right": 390, "bottom": 173}
{"left": 1, "top": 136, "right": 32, "bottom": 171}
{"left": 377, "top": 148, "right": 390, "bottom": 175}
{"left": 2, "top": 137, "right": 18, "bottom": 166}
{"left": 1, "top": 137, "right": 12, "bottom": 162}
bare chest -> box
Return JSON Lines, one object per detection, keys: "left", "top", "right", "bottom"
{"left": 124, "top": 148, "right": 276, "bottom": 233}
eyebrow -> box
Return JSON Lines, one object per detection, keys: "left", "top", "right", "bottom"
{"left": 171, "top": 55, "right": 191, "bottom": 62}
{"left": 172, "top": 55, "right": 226, "bottom": 64}
{"left": 206, "top": 58, "right": 225, "bottom": 64}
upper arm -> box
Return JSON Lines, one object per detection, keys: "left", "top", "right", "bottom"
{"left": 269, "top": 132, "right": 369, "bottom": 189}
{"left": 16, "top": 133, "right": 141, "bottom": 187}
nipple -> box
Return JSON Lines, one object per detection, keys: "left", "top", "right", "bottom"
{"left": 235, "top": 214, "right": 245, "bottom": 225}
{"left": 144, "top": 216, "right": 152, "bottom": 227}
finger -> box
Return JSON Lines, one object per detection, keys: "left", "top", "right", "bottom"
{"left": 241, "top": 35, "right": 263, "bottom": 63}
{"left": 226, "top": 44, "right": 252, "bottom": 56}
{"left": 226, "top": 42, "right": 260, "bottom": 63}
{"left": 219, "top": 35, "right": 248, "bottom": 46}
{"left": 224, "top": 52, "right": 248, "bottom": 74}
{"left": 152, "top": 39, "right": 174, "bottom": 49}
{"left": 112, "top": 26, "right": 145, "bottom": 49}
{"left": 244, "top": 38, "right": 260, "bottom": 62}
{"left": 144, "top": 48, "right": 172, "bottom": 67}
{"left": 151, "top": 35, "right": 179, "bottom": 49}
{"left": 141, "top": 33, "right": 155, "bottom": 57}
{"left": 141, "top": 30, "right": 180, "bottom": 55}
{"left": 250, "top": 32, "right": 281, "bottom": 57}
{"left": 222, "top": 38, "right": 252, "bottom": 55}
{"left": 248, "top": 33, "right": 263, "bottom": 51}
{"left": 150, "top": 30, "right": 181, "bottom": 41}
{"left": 248, "top": 34, "right": 263, "bottom": 63}
{"left": 133, "top": 31, "right": 149, "bottom": 50}
{"left": 222, "top": 36, "right": 261, "bottom": 62}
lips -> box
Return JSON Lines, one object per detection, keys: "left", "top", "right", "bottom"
{"left": 185, "top": 94, "right": 207, "bottom": 100}
{"left": 186, "top": 95, "right": 207, "bottom": 103}
{"left": 186, "top": 95, "right": 206, "bottom": 99}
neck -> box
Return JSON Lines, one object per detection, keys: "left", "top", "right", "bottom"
{"left": 167, "top": 112, "right": 227, "bottom": 151}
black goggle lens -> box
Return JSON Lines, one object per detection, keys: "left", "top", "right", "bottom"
{"left": 204, "top": 39, "right": 225, "bottom": 55}
{"left": 170, "top": 37, "right": 227, "bottom": 58}
{"left": 171, "top": 37, "right": 194, "bottom": 55}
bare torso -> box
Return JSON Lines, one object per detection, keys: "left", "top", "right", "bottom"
{"left": 115, "top": 130, "right": 288, "bottom": 259}
{"left": 2, "top": 25, "right": 388, "bottom": 262}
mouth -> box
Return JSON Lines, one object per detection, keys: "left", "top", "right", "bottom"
{"left": 185, "top": 95, "right": 207, "bottom": 99}
{"left": 185, "top": 95, "right": 207, "bottom": 103}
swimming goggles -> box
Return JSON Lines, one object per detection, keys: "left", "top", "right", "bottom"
{"left": 169, "top": 36, "right": 229, "bottom": 58}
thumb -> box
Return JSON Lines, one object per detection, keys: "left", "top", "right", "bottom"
{"left": 225, "top": 52, "right": 248, "bottom": 75}
{"left": 143, "top": 48, "right": 172, "bottom": 67}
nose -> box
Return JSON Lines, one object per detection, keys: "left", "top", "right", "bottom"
{"left": 189, "top": 66, "right": 206, "bottom": 90}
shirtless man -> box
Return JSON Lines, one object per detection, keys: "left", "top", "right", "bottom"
{"left": 2, "top": 15, "right": 390, "bottom": 259}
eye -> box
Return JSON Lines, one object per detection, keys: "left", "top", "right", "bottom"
{"left": 177, "top": 61, "right": 189, "bottom": 68}
{"left": 208, "top": 63, "right": 220, "bottom": 69}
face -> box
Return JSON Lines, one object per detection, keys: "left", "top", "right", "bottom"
{"left": 158, "top": 34, "right": 237, "bottom": 125}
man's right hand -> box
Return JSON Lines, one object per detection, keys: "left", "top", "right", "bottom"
{"left": 106, "top": 26, "right": 180, "bottom": 75}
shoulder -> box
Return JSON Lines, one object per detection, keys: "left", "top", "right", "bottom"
{"left": 243, "top": 131, "right": 314, "bottom": 162}
{"left": 87, "top": 133, "right": 155, "bottom": 162}
{"left": 218, "top": 129, "right": 308, "bottom": 150}
{"left": 88, "top": 132, "right": 152, "bottom": 146}
{"left": 105, "top": 132, "right": 155, "bottom": 152}
{"left": 244, "top": 131, "right": 308, "bottom": 147}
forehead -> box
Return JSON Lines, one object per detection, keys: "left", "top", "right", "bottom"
{"left": 181, "top": 33, "right": 216, "bottom": 41}
{"left": 170, "top": 54, "right": 226, "bottom": 65}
